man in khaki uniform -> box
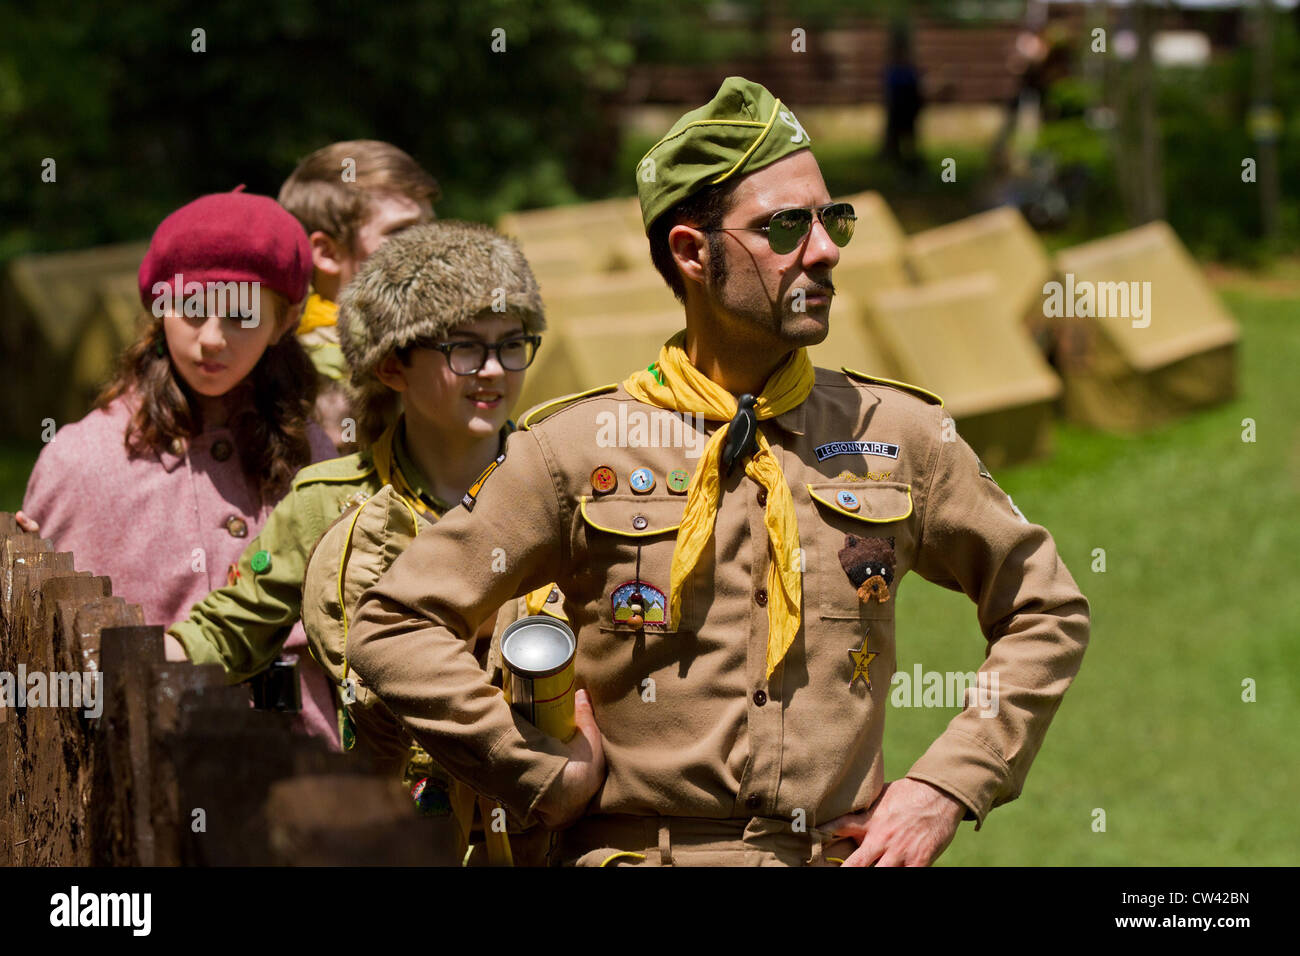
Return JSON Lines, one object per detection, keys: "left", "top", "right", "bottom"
{"left": 349, "top": 76, "right": 1091, "bottom": 866}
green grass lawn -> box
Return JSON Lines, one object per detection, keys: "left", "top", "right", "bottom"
{"left": 2, "top": 285, "right": 1295, "bottom": 865}
{"left": 887, "top": 286, "right": 1300, "bottom": 865}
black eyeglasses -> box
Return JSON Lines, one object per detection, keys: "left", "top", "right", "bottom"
{"left": 707, "top": 201, "right": 856, "bottom": 254}
{"left": 416, "top": 334, "right": 541, "bottom": 375}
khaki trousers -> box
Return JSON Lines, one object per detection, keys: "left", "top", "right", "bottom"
{"left": 555, "top": 814, "right": 857, "bottom": 867}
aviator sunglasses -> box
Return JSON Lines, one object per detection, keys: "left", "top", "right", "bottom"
{"left": 706, "top": 201, "right": 857, "bottom": 254}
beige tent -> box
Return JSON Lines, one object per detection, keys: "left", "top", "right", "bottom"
{"left": 905, "top": 206, "right": 1055, "bottom": 339}
{"left": 500, "top": 197, "right": 647, "bottom": 277}
{"left": 1052, "top": 221, "right": 1239, "bottom": 431}
{"left": 809, "top": 293, "right": 894, "bottom": 382}
{"left": 0, "top": 242, "right": 148, "bottom": 439}
{"left": 867, "top": 272, "right": 1062, "bottom": 468}
{"left": 537, "top": 269, "right": 678, "bottom": 328}
{"left": 515, "top": 310, "right": 685, "bottom": 415}
{"left": 835, "top": 190, "right": 907, "bottom": 253}
{"left": 516, "top": 292, "right": 895, "bottom": 422}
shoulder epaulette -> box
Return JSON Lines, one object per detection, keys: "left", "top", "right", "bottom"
{"left": 519, "top": 384, "right": 619, "bottom": 430}
{"left": 841, "top": 368, "right": 944, "bottom": 407}
{"left": 292, "top": 451, "right": 376, "bottom": 491}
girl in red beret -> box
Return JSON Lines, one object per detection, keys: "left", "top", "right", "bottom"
{"left": 18, "top": 190, "right": 340, "bottom": 742}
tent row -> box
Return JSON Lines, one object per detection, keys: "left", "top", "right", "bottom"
{"left": 0, "top": 196, "right": 1239, "bottom": 467}
{"left": 506, "top": 192, "right": 1239, "bottom": 468}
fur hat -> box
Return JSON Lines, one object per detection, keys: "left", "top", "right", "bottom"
{"left": 337, "top": 220, "right": 546, "bottom": 441}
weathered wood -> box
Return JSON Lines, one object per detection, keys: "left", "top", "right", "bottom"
{"left": 2, "top": 513, "right": 450, "bottom": 867}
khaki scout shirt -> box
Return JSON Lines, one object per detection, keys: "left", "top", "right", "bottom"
{"left": 349, "top": 369, "right": 1091, "bottom": 832}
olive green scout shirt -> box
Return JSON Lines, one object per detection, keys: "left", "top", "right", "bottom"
{"left": 170, "top": 416, "right": 457, "bottom": 679}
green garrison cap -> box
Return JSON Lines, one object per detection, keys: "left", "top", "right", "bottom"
{"left": 636, "top": 76, "right": 812, "bottom": 232}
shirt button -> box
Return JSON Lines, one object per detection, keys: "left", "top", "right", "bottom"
{"left": 745, "top": 794, "right": 762, "bottom": 811}
{"left": 756, "top": 488, "right": 767, "bottom": 506}
{"left": 631, "top": 515, "right": 648, "bottom": 531}
{"left": 754, "top": 588, "right": 768, "bottom": 607}
{"left": 753, "top": 690, "right": 767, "bottom": 706}
{"left": 225, "top": 515, "right": 248, "bottom": 538}
{"left": 211, "top": 439, "right": 232, "bottom": 462}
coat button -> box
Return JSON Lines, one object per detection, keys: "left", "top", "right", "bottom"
{"left": 225, "top": 515, "right": 248, "bottom": 538}
{"left": 169, "top": 438, "right": 185, "bottom": 457}
{"left": 745, "top": 794, "right": 762, "bottom": 811}
{"left": 211, "top": 439, "right": 232, "bottom": 462}
{"left": 754, "top": 588, "right": 768, "bottom": 607}
{"left": 756, "top": 488, "right": 767, "bottom": 506}
{"left": 753, "top": 689, "right": 767, "bottom": 706}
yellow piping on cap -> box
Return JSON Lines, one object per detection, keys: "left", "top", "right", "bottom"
{"left": 637, "top": 119, "right": 767, "bottom": 171}
{"left": 711, "top": 98, "right": 783, "bottom": 185}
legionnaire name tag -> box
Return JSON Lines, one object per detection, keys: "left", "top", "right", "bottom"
{"left": 815, "top": 441, "right": 900, "bottom": 462}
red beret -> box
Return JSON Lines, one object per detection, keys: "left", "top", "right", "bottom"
{"left": 138, "top": 188, "right": 312, "bottom": 310}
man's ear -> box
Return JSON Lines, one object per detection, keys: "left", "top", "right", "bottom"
{"left": 310, "top": 231, "right": 346, "bottom": 277}
{"left": 668, "top": 224, "right": 709, "bottom": 289}
{"left": 374, "top": 352, "right": 408, "bottom": 393}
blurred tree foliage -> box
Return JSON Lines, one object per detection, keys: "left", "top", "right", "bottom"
{"left": 1040, "top": 13, "right": 1299, "bottom": 263}
{"left": 0, "top": 0, "right": 648, "bottom": 260}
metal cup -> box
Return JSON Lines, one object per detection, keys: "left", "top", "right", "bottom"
{"left": 500, "top": 616, "right": 577, "bottom": 742}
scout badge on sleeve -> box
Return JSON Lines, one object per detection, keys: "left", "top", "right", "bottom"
{"left": 500, "top": 616, "right": 577, "bottom": 742}
{"left": 838, "top": 535, "right": 895, "bottom": 605}
{"left": 462, "top": 452, "right": 506, "bottom": 511}
{"left": 847, "top": 632, "right": 878, "bottom": 690}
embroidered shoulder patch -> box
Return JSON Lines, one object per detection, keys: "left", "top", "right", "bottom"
{"left": 461, "top": 452, "right": 506, "bottom": 512}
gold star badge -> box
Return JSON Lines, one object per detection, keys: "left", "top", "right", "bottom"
{"left": 847, "top": 633, "right": 878, "bottom": 690}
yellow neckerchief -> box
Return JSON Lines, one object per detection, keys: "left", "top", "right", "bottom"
{"left": 297, "top": 292, "right": 338, "bottom": 336}
{"left": 623, "top": 331, "right": 815, "bottom": 679}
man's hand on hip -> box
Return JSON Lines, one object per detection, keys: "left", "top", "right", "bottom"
{"left": 534, "top": 688, "right": 606, "bottom": 829}
{"left": 826, "top": 778, "right": 966, "bottom": 867}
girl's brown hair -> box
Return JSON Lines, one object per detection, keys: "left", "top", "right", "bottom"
{"left": 95, "top": 304, "right": 319, "bottom": 503}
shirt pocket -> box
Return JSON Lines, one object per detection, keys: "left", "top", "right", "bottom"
{"left": 578, "top": 495, "right": 689, "bottom": 635}
{"left": 805, "top": 481, "right": 913, "bottom": 622}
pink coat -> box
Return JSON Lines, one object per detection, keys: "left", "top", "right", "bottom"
{"left": 23, "top": 394, "right": 341, "bottom": 746}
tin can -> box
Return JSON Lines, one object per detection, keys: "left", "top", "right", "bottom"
{"left": 500, "top": 615, "right": 577, "bottom": 742}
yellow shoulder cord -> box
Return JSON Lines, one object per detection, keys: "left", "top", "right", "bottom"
{"left": 600, "top": 851, "right": 648, "bottom": 867}
{"left": 337, "top": 492, "right": 421, "bottom": 684}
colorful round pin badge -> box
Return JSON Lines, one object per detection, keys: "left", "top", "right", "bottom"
{"left": 591, "top": 465, "right": 617, "bottom": 494}
{"left": 835, "top": 490, "right": 861, "bottom": 512}
{"left": 630, "top": 467, "right": 655, "bottom": 494}
{"left": 667, "top": 469, "right": 690, "bottom": 494}
{"left": 250, "top": 549, "right": 273, "bottom": 573}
